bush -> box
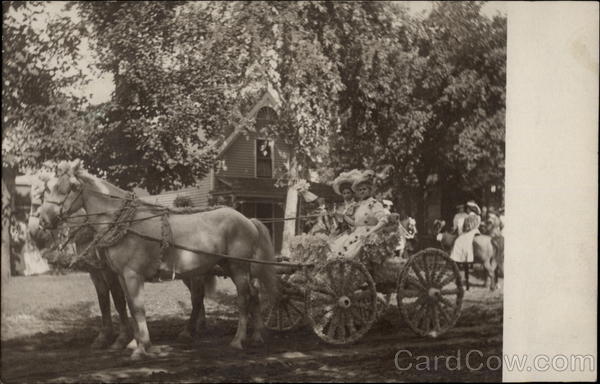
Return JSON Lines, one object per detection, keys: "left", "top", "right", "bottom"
{"left": 173, "top": 195, "right": 193, "bottom": 208}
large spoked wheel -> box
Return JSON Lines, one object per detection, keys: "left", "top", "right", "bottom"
{"left": 307, "top": 258, "right": 378, "bottom": 345}
{"left": 262, "top": 277, "right": 306, "bottom": 331}
{"left": 397, "top": 248, "right": 463, "bottom": 338}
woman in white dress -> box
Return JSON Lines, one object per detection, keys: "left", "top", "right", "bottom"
{"left": 331, "top": 169, "right": 361, "bottom": 237}
{"left": 330, "top": 170, "right": 390, "bottom": 259}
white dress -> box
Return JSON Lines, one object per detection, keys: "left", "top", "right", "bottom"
{"left": 330, "top": 197, "right": 389, "bottom": 259}
{"left": 450, "top": 213, "right": 481, "bottom": 263}
{"left": 23, "top": 226, "right": 50, "bottom": 276}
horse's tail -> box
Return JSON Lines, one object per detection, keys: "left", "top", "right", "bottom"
{"left": 491, "top": 235, "right": 504, "bottom": 277}
{"left": 250, "top": 218, "right": 280, "bottom": 299}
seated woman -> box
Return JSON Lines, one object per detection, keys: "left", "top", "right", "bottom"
{"left": 329, "top": 170, "right": 390, "bottom": 260}
{"left": 331, "top": 169, "right": 361, "bottom": 237}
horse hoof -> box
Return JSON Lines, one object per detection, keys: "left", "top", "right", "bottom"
{"left": 131, "top": 348, "right": 150, "bottom": 360}
{"left": 110, "top": 336, "right": 131, "bottom": 350}
{"left": 126, "top": 339, "right": 138, "bottom": 350}
{"left": 91, "top": 335, "right": 111, "bottom": 349}
{"left": 229, "top": 340, "right": 244, "bottom": 350}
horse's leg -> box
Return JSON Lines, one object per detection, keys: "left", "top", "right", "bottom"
{"left": 193, "top": 277, "right": 207, "bottom": 333}
{"left": 228, "top": 263, "right": 251, "bottom": 350}
{"left": 248, "top": 278, "right": 265, "bottom": 345}
{"left": 89, "top": 270, "right": 113, "bottom": 349}
{"left": 119, "top": 268, "right": 151, "bottom": 359}
{"left": 486, "top": 257, "right": 498, "bottom": 291}
{"left": 178, "top": 276, "right": 206, "bottom": 341}
{"left": 107, "top": 268, "right": 131, "bottom": 349}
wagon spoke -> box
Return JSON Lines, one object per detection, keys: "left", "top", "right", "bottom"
{"left": 327, "top": 309, "right": 339, "bottom": 339}
{"left": 420, "top": 304, "right": 432, "bottom": 333}
{"left": 433, "top": 268, "right": 450, "bottom": 286}
{"left": 397, "top": 288, "right": 422, "bottom": 298}
{"left": 411, "top": 300, "right": 428, "bottom": 327}
{"left": 288, "top": 300, "right": 304, "bottom": 316}
{"left": 347, "top": 311, "right": 358, "bottom": 335}
{"left": 312, "top": 284, "right": 336, "bottom": 298}
{"left": 440, "top": 288, "right": 461, "bottom": 296}
{"left": 410, "top": 262, "right": 428, "bottom": 287}
{"left": 338, "top": 310, "right": 347, "bottom": 342}
{"left": 437, "top": 271, "right": 457, "bottom": 288}
{"left": 429, "top": 257, "right": 446, "bottom": 284}
{"left": 421, "top": 254, "right": 431, "bottom": 283}
{"left": 432, "top": 303, "right": 442, "bottom": 333}
{"left": 438, "top": 296, "right": 458, "bottom": 313}
{"left": 403, "top": 274, "right": 427, "bottom": 291}
{"left": 435, "top": 301, "right": 453, "bottom": 325}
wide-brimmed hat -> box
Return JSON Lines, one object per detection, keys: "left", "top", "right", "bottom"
{"left": 465, "top": 200, "right": 481, "bottom": 216}
{"left": 332, "top": 169, "right": 361, "bottom": 195}
{"left": 351, "top": 170, "right": 376, "bottom": 193}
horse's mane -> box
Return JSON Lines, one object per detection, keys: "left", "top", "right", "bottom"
{"left": 75, "top": 169, "right": 130, "bottom": 198}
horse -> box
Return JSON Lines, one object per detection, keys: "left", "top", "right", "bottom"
{"left": 29, "top": 175, "right": 255, "bottom": 347}
{"left": 430, "top": 218, "right": 501, "bottom": 291}
{"left": 28, "top": 175, "right": 132, "bottom": 349}
{"left": 37, "top": 160, "right": 279, "bottom": 359}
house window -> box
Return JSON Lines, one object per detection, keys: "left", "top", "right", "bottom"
{"left": 256, "top": 139, "right": 273, "bottom": 178}
{"left": 255, "top": 107, "right": 277, "bottom": 179}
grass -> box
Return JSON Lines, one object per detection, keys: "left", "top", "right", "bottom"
{"left": 1, "top": 272, "right": 238, "bottom": 341}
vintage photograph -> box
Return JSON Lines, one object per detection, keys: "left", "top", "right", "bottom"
{"left": 1, "top": 1, "right": 507, "bottom": 382}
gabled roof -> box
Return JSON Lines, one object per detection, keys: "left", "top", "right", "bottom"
{"left": 217, "top": 87, "right": 281, "bottom": 158}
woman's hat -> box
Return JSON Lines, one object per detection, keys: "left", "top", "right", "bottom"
{"left": 465, "top": 200, "right": 482, "bottom": 216}
{"left": 332, "top": 169, "right": 362, "bottom": 195}
{"left": 351, "top": 170, "right": 376, "bottom": 193}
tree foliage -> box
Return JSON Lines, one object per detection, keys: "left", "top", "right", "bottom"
{"left": 2, "top": 1, "right": 89, "bottom": 170}
{"left": 75, "top": 2, "right": 223, "bottom": 193}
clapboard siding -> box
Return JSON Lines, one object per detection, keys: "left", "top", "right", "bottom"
{"left": 220, "top": 131, "right": 256, "bottom": 178}
{"left": 219, "top": 130, "right": 290, "bottom": 179}
{"left": 139, "top": 175, "right": 211, "bottom": 208}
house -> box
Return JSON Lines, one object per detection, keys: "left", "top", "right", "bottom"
{"left": 143, "top": 88, "right": 340, "bottom": 254}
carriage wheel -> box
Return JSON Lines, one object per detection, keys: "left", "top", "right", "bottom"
{"left": 397, "top": 248, "right": 463, "bottom": 338}
{"left": 307, "top": 258, "right": 377, "bottom": 345}
{"left": 262, "top": 277, "right": 306, "bottom": 331}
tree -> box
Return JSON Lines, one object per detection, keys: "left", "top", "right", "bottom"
{"left": 76, "top": 1, "right": 234, "bottom": 194}
{"left": 2, "top": 1, "right": 88, "bottom": 283}
{"left": 325, "top": 2, "right": 506, "bottom": 223}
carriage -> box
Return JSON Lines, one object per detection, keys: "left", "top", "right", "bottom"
{"left": 260, "top": 226, "right": 465, "bottom": 345}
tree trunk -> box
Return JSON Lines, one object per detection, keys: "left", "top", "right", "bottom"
{"left": 1, "top": 166, "right": 16, "bottom": 287}
{"left": 280, "top": 151, "right": 299, "bottom": 258}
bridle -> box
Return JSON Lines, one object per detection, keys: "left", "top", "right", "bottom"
{"left": 43, "top": 184, "right": 84, "bottom": 225}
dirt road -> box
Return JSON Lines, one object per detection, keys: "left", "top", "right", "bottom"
{"left": 1, "top": 273, "right": 503, "bottom": 382}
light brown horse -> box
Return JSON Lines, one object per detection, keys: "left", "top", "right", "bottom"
{"left": 29, "top": 176, "right": 213, "bottom": 346}
{"left": 38, "top": 160, "right": 279, "bottom": 359}
{"left": 28, "top": 176, "right": 131, "bottom": 349}
{"left": 431, "top": 218, "right": 501, "bottom": 291}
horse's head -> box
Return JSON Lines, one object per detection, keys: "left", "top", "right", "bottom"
{"left": 486, "top": 212, "right": 503, "bottom": 234}
{"left": 38, "top": 160, "right": 85, "bottom": 229}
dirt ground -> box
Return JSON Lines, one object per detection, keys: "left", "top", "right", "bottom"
{"left": 1, "top": 271, "right": 503, "bottom": 383}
